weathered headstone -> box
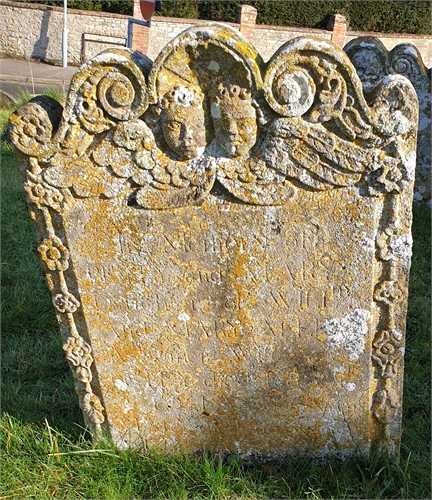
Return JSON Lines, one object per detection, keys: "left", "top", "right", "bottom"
{"left": 345, "top": 36, "right": 431, "bottom": 204}
{"left": 10, "top": 24, "right": 418, "bottom": 461}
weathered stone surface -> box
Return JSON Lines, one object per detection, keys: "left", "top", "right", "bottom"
{"left": 345, "top": 36, "right": 431, "bottom": 204}
{"left": 10, "top": 24, "right": 418, "bottom": 461}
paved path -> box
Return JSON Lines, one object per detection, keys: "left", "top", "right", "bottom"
{"left": 0, "top": 58, "right": 78, "bottom": 98}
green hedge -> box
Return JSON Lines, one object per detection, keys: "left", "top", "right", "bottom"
{"left": 36, "top": 1, "right": 431, "bottom": 34}
{"left": 39, "top": 1, "right": 133, "bottom": 15}
{"left": 193, "top": 1, "right": 431, "bottom": 34}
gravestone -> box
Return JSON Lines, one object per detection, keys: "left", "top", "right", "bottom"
{"left": 345, "top": 36, "right": 431, "bottom": 204}
{"left": 10, "top": 24, "right": 418, "bottom": 461}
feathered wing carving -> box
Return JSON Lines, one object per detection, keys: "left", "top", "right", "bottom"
{"left": 259, "top": 37, "right": 416, "bottom": 194}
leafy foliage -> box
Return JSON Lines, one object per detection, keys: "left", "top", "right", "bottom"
{"left": 39, "top": 1, "right": 133, "bottom": 15}
{"left": 196, "top": 1, "right": 431, "bottom": 34}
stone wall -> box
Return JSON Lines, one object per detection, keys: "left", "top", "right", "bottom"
{"left": 0, "top": 0, "right": 129, "bottom": 65}
{"left": 250, "top": 25, "right": 332, "bottom": 62}
{"left": 146, "top": 18, "right": 201, "bottom": 60}
{"left": 1, "top": 1, "right": 431, "bottom": 68}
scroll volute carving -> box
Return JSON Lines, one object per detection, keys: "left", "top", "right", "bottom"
{"left": 63, "top": 48, "right": 151, "bottom": 135}
{"left": 9, "top": 95, "right": 63, "bottom": 159}
{"left": 388, "top": 44, "right": 430, "bottom": 89}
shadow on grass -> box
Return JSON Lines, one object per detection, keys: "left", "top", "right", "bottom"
{"left": 1, "top": 144, "right": 85, "bottom": 437}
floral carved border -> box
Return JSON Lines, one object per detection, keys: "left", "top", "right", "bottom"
{"left": 23, "top": 156, "right": 105, "bottom": 432}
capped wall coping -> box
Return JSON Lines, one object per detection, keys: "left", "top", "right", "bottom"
{"left": 3, "top": 0, "right": 431, "bottom": 40}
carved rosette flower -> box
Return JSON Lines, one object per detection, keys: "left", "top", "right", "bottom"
{"left": 372, "top": 330, "right": 403, "bottom": 378}
{"left": 24, "top": 173, "right": 70, "bottom": 212}
{"left": 374, "top": 280, "right": 404, "bottom": 305}
{"left": 63, "top": 335, "right": 94, "bottom": 385}
{"left": 63, "top": 335, "right": 93, "bottom": 366}
{"left": 38, "top": 236, "right": 69, "bottom": 271}
{"left": 53, "top": 293, "right": 81, "bottom": 313}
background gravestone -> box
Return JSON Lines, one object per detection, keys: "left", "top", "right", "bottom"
{"left": 10, "top": 24, "right": 418, "bottom": 461}
{"left": 345, "top": 36, "right": 431, "bottom": 204}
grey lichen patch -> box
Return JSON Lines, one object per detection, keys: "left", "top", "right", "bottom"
{"left": 390, "top": 233, "right": 413, "bottom": 264}
{"left": 322, "top": 309, "right": 371, "bottom": 360}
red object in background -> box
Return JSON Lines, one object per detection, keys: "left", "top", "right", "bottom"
{"left": 140, "top": 0, "right": 156, "bottom": 21}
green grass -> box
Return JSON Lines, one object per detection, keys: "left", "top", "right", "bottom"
{"left": 1, "top": 413, "right": 427, "bottom": 499}
{"left": 1, "top": 96, "right": 430, "bottom": 499}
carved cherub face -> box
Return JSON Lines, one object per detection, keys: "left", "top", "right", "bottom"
{"left": 160, "top": 86, "right": 206, "bottom": 160}
{"left": 210, "top": 84, "right": 257, "bottom": 157}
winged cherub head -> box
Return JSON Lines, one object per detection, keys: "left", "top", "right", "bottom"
{"left": 159, "top": 85, "right": 207, "bottom": 160}
{"left": 209, "top": 83, "right": 258, "bottom": 157}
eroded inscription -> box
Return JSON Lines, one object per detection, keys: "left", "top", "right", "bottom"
{"left": 63, "top": 189, "right": 379, "bottom": 453}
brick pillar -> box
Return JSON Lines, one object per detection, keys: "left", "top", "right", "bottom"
{"left": 235, "top": 5, "right": 257, "bottom": 41}
{"left": 132, "top": 0, "right": 150, "bottom": 54}
{"left": 327, "top": 14, "right": 347, "bottom": 48}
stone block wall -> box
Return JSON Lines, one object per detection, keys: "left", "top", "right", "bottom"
{"left": 1, "top": 1, "right": 431, "bottom": 67}
{"left": 0, "top": 0, "right": 129, "bottom": 65}
{"left": 147, "top": 18, "right": 203, "bottom": 59}
{"left": 251, "top": 25, "right": 332, "bottom": 62}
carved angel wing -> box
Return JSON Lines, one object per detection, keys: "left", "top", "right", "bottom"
{"left": 261, "top": 117, "right": 396, "bottom": 191}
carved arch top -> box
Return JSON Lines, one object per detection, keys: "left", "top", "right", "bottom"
{"left": 147, "top": 23, "right": 265, "bottom": 102}
{"left": 10, "top": 23, "right": 418, "bottom": 210}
